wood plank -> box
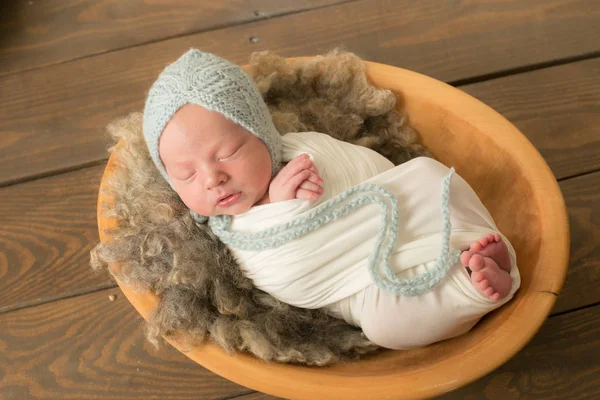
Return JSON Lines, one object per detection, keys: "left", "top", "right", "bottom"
{"left": 437, "top": 305, "right": 600, "bottom": 400}
{"left": 2, "top": 0, "right": 600, "bottom": 185}
{"left": 551, "top": 170, "right": 600, "bottom": 315}
{"left": 0, "top": 0, "right": 346, "bottom": 77}
{"left": 461, "top": 58, "right": 600, "bottom": 180}
{"left": 0, "top": 156, "right": 597, "bottom": 333}
{"left": 0, "top": 165, "right": 112, "bottom": 314}
{"left": 2, "top": 286, "right": 598, "bottom": 400}
{"left": 0, "top": 288, "right": 248, "bottom": 400}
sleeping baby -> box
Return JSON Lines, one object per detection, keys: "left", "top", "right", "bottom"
{"left": 143, "top": 49, "right": 521, "bottom": 350}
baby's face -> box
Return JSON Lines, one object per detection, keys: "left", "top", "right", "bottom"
{"left": 159, "top": 104, "right": 272, "bottom": 216}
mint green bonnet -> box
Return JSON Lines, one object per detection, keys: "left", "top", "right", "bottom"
{"left": 142, "top": 49, "right": 283, "bottom": 222}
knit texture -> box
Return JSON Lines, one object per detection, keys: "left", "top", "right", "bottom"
{"left": 210, "top": 168, "right": 460, "bottom": 296}
{"left": 143, "top": 49, "right": 283, "bottom": 223}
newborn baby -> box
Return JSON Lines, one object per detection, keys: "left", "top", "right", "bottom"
{"left": 143, "top": 49, "right": 520, "bottom": 350}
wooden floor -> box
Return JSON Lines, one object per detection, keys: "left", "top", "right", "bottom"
{"left": 1, "top": 1, "right": 599, "bottom": 399}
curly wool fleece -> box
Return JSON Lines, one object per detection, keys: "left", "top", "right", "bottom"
{"left": 90, "top": 49, "right": 431, "bottom": 366}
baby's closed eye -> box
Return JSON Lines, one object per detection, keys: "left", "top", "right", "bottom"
{"left": 171, "top": 169, "right": 196, "bottom": 181}
{"left": 183, "top": 172, "right": 197, "bottom": 181}
{"left": 218, "top": 146, "right": 241, "bottom": 161}
{"left": 172, "top": 172, "right": 196, "bottom": 183}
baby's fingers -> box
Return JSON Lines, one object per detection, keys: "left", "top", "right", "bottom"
{"left": 306, "top": 169, "right": 323, "bottom": 185}
{"left": 278, "top": 155, "right": 313, "bottom": 182}
{"left": 296, "top": 188, "right": 321, "bottom": 201}
{"left": 298, "top": 179, "right": 323, "bottom": 195}
{"left": 286, "top": 170, "right": 313, "bottom": 192}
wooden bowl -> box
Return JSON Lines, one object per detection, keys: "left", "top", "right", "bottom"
{"left": 97, "top": 60, "right": 570, "bottom": 399}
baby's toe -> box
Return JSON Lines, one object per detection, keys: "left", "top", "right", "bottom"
{"left": 491, "top": 292, "right": 501, "bottom": 302}
{"left": 484, "top": 287, "right": 495, "bottom": 297}
{"left": 460, "top": 251, "right": 473, "bottom": 266}
{"left": 479, "top": 236, "right": 490, "bottom": 247}
{"left": 468, "top": 254, "right": 485, "bottom": 272}
{"left": 470, "top": 241, "right": 482, "bottom": 252}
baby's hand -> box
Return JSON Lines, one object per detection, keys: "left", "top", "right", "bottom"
{"left": 268, "top": 154, "right": 324, "bottom": 203}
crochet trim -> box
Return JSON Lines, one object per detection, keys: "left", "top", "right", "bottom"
{"left": 209, "top": 168, "right": 460, "bottom": 296}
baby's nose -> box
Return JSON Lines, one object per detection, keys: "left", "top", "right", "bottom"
{"left": 205, "top": 170, "right": 228, "bottom": 189}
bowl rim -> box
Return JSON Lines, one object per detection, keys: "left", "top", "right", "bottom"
{"left": 97, "top": 58, "right": 570, "bottom": 400}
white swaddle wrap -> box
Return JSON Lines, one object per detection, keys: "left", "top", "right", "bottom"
{"left": 227, "top": 131, "right": 519, "bottom": 310}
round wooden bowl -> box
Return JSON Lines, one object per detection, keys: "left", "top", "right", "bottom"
{"left": 97, "top": 60, "right": 570, "bottom": 399}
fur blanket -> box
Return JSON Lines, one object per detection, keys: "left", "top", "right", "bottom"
{"left": 90, "top": 49, "right": 430, "bottom": 366}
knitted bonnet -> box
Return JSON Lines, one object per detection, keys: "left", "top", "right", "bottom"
{"left": 142, "top": 49, "right": 283, "bottom": 221}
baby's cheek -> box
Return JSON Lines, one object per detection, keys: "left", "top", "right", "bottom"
{"left": 177, "top": 186, "right": 205, "bottom": 214}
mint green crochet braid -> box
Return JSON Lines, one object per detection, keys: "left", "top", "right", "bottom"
{"left": 209, "top": 168, "right": 461, "bottom": 296}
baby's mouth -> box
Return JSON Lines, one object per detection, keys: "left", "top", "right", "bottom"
{"left": 217, "top": 192, "right": 241, "bottom": 207}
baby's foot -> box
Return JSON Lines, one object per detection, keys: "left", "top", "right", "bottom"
{"left": 467, "top": 233, "right": 512, "bottom": 274}
{"left": 460, "top": 234, "right": 512, "bottom": 302}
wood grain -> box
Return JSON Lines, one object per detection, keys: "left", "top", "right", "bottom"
{"left": 1, "top": 1, "right": 597, "bottom": 398}
{"left": 1, "top": 286, "right": 598, "bottom": 399}
{"left": 551, "top": 170, "right": 600, "bottom": 315}
{"left": 461, "top": 58, "right": 600, "bottom": 180}
{"left": 0, "top": 126, "right": 597, "bottom": 325}
{"left": 93, "top": 59, "right": 569, "bottom": 400}
{"left": 437, "top": 305, "right": 600, "bottom": 400}
{"left": 0, "top": 165, "right": 112, "bottom": 314}
{"left": 0, "top": 288, "right": 249, "bottom": 400}
{"left": 0, "top": 0, "right": 346, "bottom": 77}
{"left": 2, "top": 0, "right": 600, "bottom": 185}
{"left": 230, "top": 393, "right": 283, "bottom": 400}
